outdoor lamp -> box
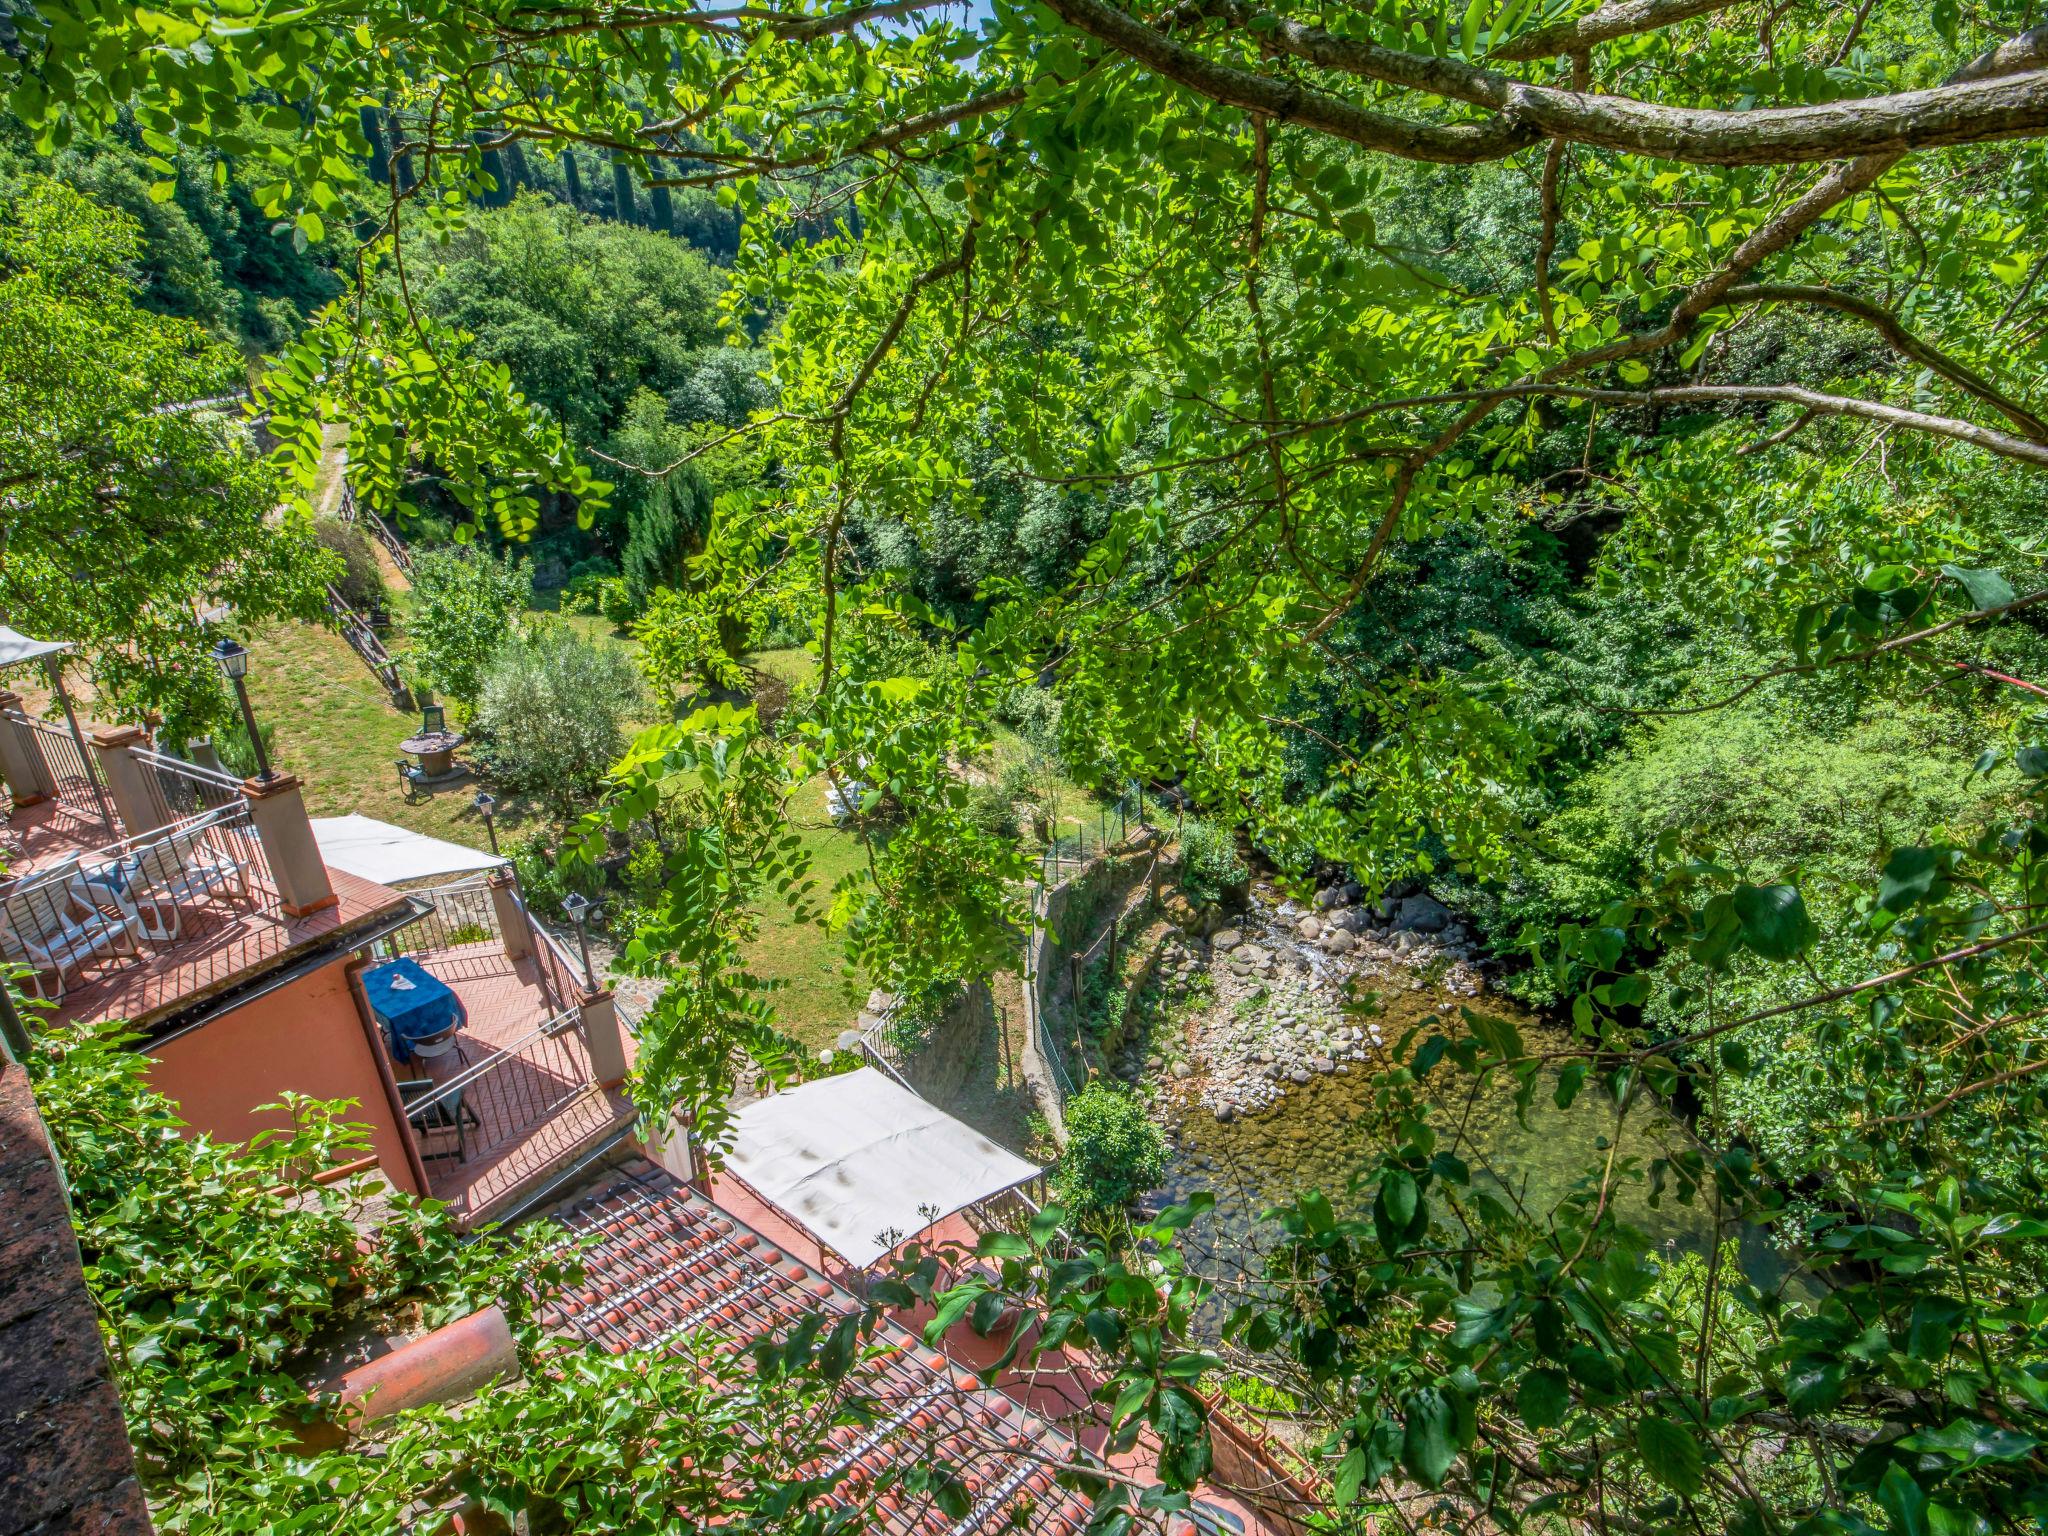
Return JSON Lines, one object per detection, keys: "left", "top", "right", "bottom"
{"left": 211, "top": 638, "right": 273, "bottom": 780}
{"left": 421, "top": 703, "right": 446, "bottom": 735}
{"left": 474, "top": 789, "right": 499, "bottom": 855}
{"left": 561, "top": 890, "right": 599, "bottom": 989}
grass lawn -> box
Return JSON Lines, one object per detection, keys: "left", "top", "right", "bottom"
{"left": 735, "top": 646, "right": 863, "bottom": 1049}
{"left": 746, "top": 766, "right": 871, "bottom": 1051}
{"left": 243, "top": 620, "right": 510, "bottom": 850}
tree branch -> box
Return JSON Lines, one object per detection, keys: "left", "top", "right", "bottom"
{"left": 1715, "top": 283, "right": 2048, "bottom": 442}
{"left": 1145, "top": 2, "right": 2048, "bottom": 166}
{"left": 1492, "top": 0, "right": 1743, "bottom": 61}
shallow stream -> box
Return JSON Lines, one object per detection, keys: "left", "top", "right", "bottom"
{"left": 1144, "top": 908, "right": 1789, "bottom": 1310}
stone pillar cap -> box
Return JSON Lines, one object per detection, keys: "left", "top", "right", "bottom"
{"left": 241, "top": 771, "right": 304, "bottom": 798}
{"left": 89, "top": 723, "right": 147, "bottom": 747}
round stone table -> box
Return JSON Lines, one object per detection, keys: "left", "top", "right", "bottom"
{"left": 398, "top": 728, "right": 467, "bottom": 781}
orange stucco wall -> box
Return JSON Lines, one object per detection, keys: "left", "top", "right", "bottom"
{"left": 148, "top": 957, "right": 422, "bottom": 1196}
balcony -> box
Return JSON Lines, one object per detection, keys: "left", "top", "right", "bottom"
{"left": 0, "top": 797, "right": 407, "bottom": 1027}
{"left": 368, "top": 879, "right": 637, "bottom": 1227}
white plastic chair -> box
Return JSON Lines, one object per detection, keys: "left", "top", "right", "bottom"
{"left": 112, "top": 821, "right": 251, "bottom": 941}
{"left": 0, "top": 873, "right": 142, "bottom": 1003}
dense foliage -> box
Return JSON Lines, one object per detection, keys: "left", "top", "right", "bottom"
{"left": 473, "top": 623, "right": 645, "bottom": 815}
{"left": 14, "top": 0, "right": 2048, "bottom": 1528}
{"left": 403, "top": 547, "right": 533, "bottom": 709}
{"left": 0, "top": 178, "right": 331, "bottom": 738}
{"left": 1055, "top": 1083, "right": 1171, "bottom": 1219}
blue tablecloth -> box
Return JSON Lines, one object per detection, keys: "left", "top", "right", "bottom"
{"left": 363, "top": 957, "right": 464, "bottom": 1063}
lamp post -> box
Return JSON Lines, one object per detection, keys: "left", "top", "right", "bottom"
{"left": 473, "top": 789, "right": 499, "bottom": 855}
{"left": 561, "top": 890, "right": 598, "bottom": 990}
{"left": 210, "top": 639, "right": 274, "bottom": 781}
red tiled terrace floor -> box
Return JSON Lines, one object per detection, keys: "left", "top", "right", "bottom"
{"left": 393, "top": 940, "right": 634, "bottom": 1226}
{"left": 20, "top": 862, "right": 407, "bottom": 1028}
{"left": 0, "top": 791, "right": 120, "bottom": 881}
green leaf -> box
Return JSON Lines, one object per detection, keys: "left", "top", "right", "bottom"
{"left": 1332, "top": 1446, "right": 1367, "bottom": 1506}
{"left": 1401, "top": 1386, "right": 1461, "bottom": 1488}
{"left": 1878, "top": 1462, "right": 1929, "bottom": 1536}
{"left": 1516, "top": 1368, "right": 1569, "bottom": 1430}
{"left": 1940, "top": 564, "right": 2015, "bottom": 612}
{"left": 1618, "top": 359, "right": 1651, "bottom": 384}
{"left": 1635, "top": 1415, "right": 1703, "bottom": 1497}
{"left": 1898, "top": 1420, "right": 2042, "bottom": 1465}
{"left": 1732, "top": 884, "right": 1814, "bottom": 960}
{"left": 1878, "top": 847, "right": 1944, "bottom": 912}
{"left": 1377, "top": 1169, "right": 1419, "bottom": 1234}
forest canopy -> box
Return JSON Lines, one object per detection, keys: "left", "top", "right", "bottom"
{"left": 9, "top": 0, "right": 2048, "bottom": 1532}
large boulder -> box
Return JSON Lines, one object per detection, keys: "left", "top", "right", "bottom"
{"left": 1161, "top": 888, "right": 1202, "bottom": 931}
{"left": 1328, "top": 907, "right": 1369, "bottom": 935}
{"left": 1395, "top": 894, "right": 1452, "bottom": 933}
{"left": 1318, "top": 927, "right": 1356, "bottom": 955}
{"left": 1295, "top": 914, "right": 1323, "bottom": 941}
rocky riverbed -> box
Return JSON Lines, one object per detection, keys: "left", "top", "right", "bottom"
{"left": 1149, "top": 877, "right": 1490, "bottom": 1121}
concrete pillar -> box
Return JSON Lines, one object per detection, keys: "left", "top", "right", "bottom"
{"left": 579, "top": 987, "right": 631, "bottom": 1087}
{"left": 0, "top": 691, "right": 54, "bottom": 806}
{"left": 242, "top": 774, "right": 337, "bottom": 917}
{"left": 487, "top": 868, "right": 531, "bottom": 963}
{"left": 88, "top": 725, "right": 168, "bottom": 836}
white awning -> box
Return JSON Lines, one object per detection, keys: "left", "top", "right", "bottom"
{"left": 310, "top": 814, "right": 503, "bottom": 886}
{"left": 0, "top": 627, "right": 72, "bottom": 670}
{"left": 724, "top": 1067, "right": 1042, "bottom": 1269}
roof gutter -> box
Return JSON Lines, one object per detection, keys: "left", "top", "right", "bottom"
{"left": 141, "top": 896, "right": 429, "bottom": 1050}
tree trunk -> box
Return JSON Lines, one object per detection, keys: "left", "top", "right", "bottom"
{"left": 359, "top": 106, "right": 390, "bottom": 188}
{"left": 611, "top": 158, "right": 637, "bottom": 225}
{"left": 561, "top": 148, "right": 585, "bottom": 209}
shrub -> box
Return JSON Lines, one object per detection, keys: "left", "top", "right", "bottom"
{"left": 407, "top": 546, "right": 532, "bottom": 707}
{"left": 964, "top": 779, "right": 1021, "bottom": 840}
{"left": 1177, "top": 817, "right": 1247, "bottom": 907}
{"left": 998, "top": 683, "right": 1062, "bottom": 751}
{"left": 1054, "top": 1084, "right": 1167, "bottom": 1219}
{"left": 558, "top": 566, "right": 621, "bottom": 617}
{"left": 471, "top": 624, "right": 642, "bottom": 817}
{"left": 509, "top": 830, "right": 581, "bottom": 920}
{"left": 598, "top": 576, "right": 637, "bottom": 629}
{"left": 313, "top": 518, "right": 386, "bottom": 613}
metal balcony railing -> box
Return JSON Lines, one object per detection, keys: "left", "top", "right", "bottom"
{"left": 3, "top": 709, "right": 114, "bottom": 835}
{"left": 397, "top": 1005, "right": 598, "bottom": 1175}
{"left": 0, "top": 803, "right": 280, "bottom": 1004}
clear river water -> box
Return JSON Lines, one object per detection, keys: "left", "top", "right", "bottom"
{"left": 1144, "top": 979, "right": 1792, "bottom": 1308}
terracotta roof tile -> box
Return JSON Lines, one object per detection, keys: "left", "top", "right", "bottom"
{"left": 541, "top": 1168, "right": 1101, "bottom": 1536}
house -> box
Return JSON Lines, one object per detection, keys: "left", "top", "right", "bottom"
{"left": 0, "top": 693, "right": 642, "bottom": 1227}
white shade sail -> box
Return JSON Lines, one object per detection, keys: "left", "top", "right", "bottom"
{"left": 310, "top": 814, "right": 502, "bottom": 886}
{"left": 724, "top": 1067, "right": 1042, "bottom": 1269}
{"left": 0, "top": 627, "right": 72, "bottom": 671}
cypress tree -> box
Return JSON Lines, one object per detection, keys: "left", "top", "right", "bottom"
{"left": 648, "top": 161, "right": 674, "bottom": 233}
{"left": 503, "top": 139, "right": 532, "bottom": 194}
{"left": 477, "top": 133, "right": 511, "bottom": 208}
{"left": 359, "top": 105, "right": 390, "bottom": 188}
{"left": 611, "top": 157, "right": 637, "bottom": 225}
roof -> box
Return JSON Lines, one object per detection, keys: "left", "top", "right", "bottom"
{"left": 724, "top": 1068, "right": 1042, "bottom": 1269}
{"left": 0, "top": 627, "right": 70, "bottom": 671}
{"left": 539, "top": 1167, "right": 1101, "bottom": 1536}
{"left": 309, "top": 815, "right": 502, "bottom": 886}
